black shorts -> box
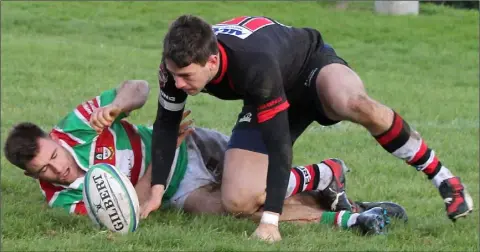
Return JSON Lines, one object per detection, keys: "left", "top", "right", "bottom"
{"left": 227, "top": 43, "right": 350, "bottom": 154}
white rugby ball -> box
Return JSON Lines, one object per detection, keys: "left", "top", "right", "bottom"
{"left": 82, "top": 163, "right": 140, "bottom": 234}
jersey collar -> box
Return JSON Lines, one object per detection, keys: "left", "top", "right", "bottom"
{"left": 210, "top": 42, "right": 228, "bottom": 85}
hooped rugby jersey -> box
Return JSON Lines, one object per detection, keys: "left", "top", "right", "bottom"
{"left": 152, "top": 16, "right": 324, "bottom": 214}
{"left": 39, "top": 88, "right": 188, "bottom": 215}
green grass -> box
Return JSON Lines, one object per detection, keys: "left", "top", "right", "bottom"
{"left": 1, "top": 1, "right": 478, "bottom": 251}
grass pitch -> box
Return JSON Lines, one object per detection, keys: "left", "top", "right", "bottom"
{"left": 1, "top": 1, "right": 478, "bottom": 251}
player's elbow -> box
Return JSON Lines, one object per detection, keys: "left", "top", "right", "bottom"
{"left": 121, "top": 80, "right": 150, "bottom": 103}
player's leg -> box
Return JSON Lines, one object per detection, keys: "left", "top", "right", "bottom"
{"left": 166, "top": 129, "right": 224, "bottom": 212}
{"left": 183, "top": 184, "right": 390, "bottom": 235}
{"left": 300, "top": 191, "right": 409, "bottom": 223}
{"left": 183, "top": 184, "right": 225, "bottom": 214}
{"left": 183, "top": 185, "right": 320, "bottom": 218}
{"left": 221, "top": 106, "right": 277, "bottom": 215}
{"left": 221, "top": 105, "right": 351, "bottom": 215}
{"left": 250, "top": 203, "right": 389, "bottom": 235}
{"left": 221, "top": 147, "right": 268, "bottom": 215}
{"left": 285, "top": 77, "right": 354, "bottom": 212}
{"left": 310, "top": 43, "right": 473, "bottom": 221}
{"left": 283, "top": 158, "right": 353, "bottom": 211}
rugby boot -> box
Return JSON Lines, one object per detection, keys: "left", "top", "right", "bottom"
{"left": 353, "top": 201, "right": 408, "bottom": 223}
{"left": 438, "top": 177, "right": 473, "bottom": 221}
{"left": 317, "top": 158, "right": 353, "bottom": 212}
{"left": 352, "top": 207, "right": 390, "bottom": 235}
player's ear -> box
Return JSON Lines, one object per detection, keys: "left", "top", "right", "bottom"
{"left": 206, "top": 55, "right": 219, "bottom": 74}
{"left": 207, "top": 54, "right": 219, "bottom": 67}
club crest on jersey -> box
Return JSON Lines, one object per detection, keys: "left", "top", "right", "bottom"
{"left": 95, "top": 146, "right": 114, "bottom": 161}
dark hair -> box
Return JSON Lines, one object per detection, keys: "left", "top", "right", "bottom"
{"left": 4, "top": 122, "right": 47, "bottom": 170}
{"left": 163, "top": 15, "right": 218, "bottom": 68}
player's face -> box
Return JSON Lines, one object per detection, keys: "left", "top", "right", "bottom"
{"left": 165, "top": 56, "right": 219, "bottom": 95}
{"left": 26, "top": 137, "right": 83, "bottom": 185}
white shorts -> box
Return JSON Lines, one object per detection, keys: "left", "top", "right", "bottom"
{"left": 166, "top": 127, "right": 229, "bottom": 209}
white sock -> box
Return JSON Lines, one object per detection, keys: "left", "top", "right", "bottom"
{"left": 317, "top": 162, "right": 333, "bottom": 191}
{"left": 432, "top": 166, "right": 455, "bottom": 188}
{"left": 347, "top": 213, "right": 359, "bottom": 227}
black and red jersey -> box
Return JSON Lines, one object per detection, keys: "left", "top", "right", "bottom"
{"left": 152, "top": 16, "right": 324, "bottom": 214}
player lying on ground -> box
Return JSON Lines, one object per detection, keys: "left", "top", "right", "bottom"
{"left": 4, "top": 80, "right": 406, "bottom": 235}
{"left": 146, "top": 14, "right": 473, "bottom": 241}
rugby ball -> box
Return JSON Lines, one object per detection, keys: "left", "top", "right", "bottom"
{"left": 82, "top": 163, "right": 140, "bottom": 234}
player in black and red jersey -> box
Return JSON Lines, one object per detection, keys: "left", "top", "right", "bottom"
{"left": 141, "top": 15, "right": 473, "bottom": 242}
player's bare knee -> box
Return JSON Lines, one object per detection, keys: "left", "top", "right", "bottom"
{"left": 221, "top": 193, "right": 261, "bottom": 216}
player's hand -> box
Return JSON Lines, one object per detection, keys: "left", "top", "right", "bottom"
{"left": 177, "top": 110, "right": 195, "bottom": 148}
{"left": 251, "top": 222, "right": 282, "bottom": 243}
{"left": 140, "top": 184, "right": 165, "bottom": 219}
{"left": 90, "top": 104, "right": 122, "bottom": 134}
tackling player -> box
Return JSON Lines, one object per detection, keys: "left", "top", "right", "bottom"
{"left": 145, "top": 15, "right": 473, "bottom": 242}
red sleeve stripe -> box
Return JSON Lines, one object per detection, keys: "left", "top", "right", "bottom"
{"left": 75, "top": 97, "right": 100, "bottom": 122}
{"left": 257, "top": 100, "right": 290, "bottom": 123}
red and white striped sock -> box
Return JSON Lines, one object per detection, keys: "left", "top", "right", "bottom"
{"left": 374, "top": 111, "right": 454, "bottom": 188}
{"left": 284, "top": 161, "right": 333, "bottom": 198}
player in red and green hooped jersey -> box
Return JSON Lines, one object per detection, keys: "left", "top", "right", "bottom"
{"left": 3, "top": 80, "right": 192, "bottom": 215}
{"left": 4, "top": 80, "right": 408, "bottom": 234}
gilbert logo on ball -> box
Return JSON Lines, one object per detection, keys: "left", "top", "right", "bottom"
{"left": 82, "top": 163, "right": 140, "bottom": 234}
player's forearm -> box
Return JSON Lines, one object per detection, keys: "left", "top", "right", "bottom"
{"left": 151, "top": 104, "right": 184, "bottom": 186}
{"left": 258, "top": 111, "right": 293, "bottom": 214}
{"left": 112, "top": 80, "right": 150, "bottom": 114}
{"left": 135, "top": 164, "right": 152, "bottom": 205}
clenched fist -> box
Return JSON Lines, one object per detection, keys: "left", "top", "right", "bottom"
{"left": 90, "top": 104, "right": 122, "bottom": 134}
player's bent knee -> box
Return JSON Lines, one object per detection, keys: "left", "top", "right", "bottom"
{"left": 221, "top": 148, "right": 268, "bottom": 216}
{"left": 221, "top": 193, "right": 261, "bottom": 216}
